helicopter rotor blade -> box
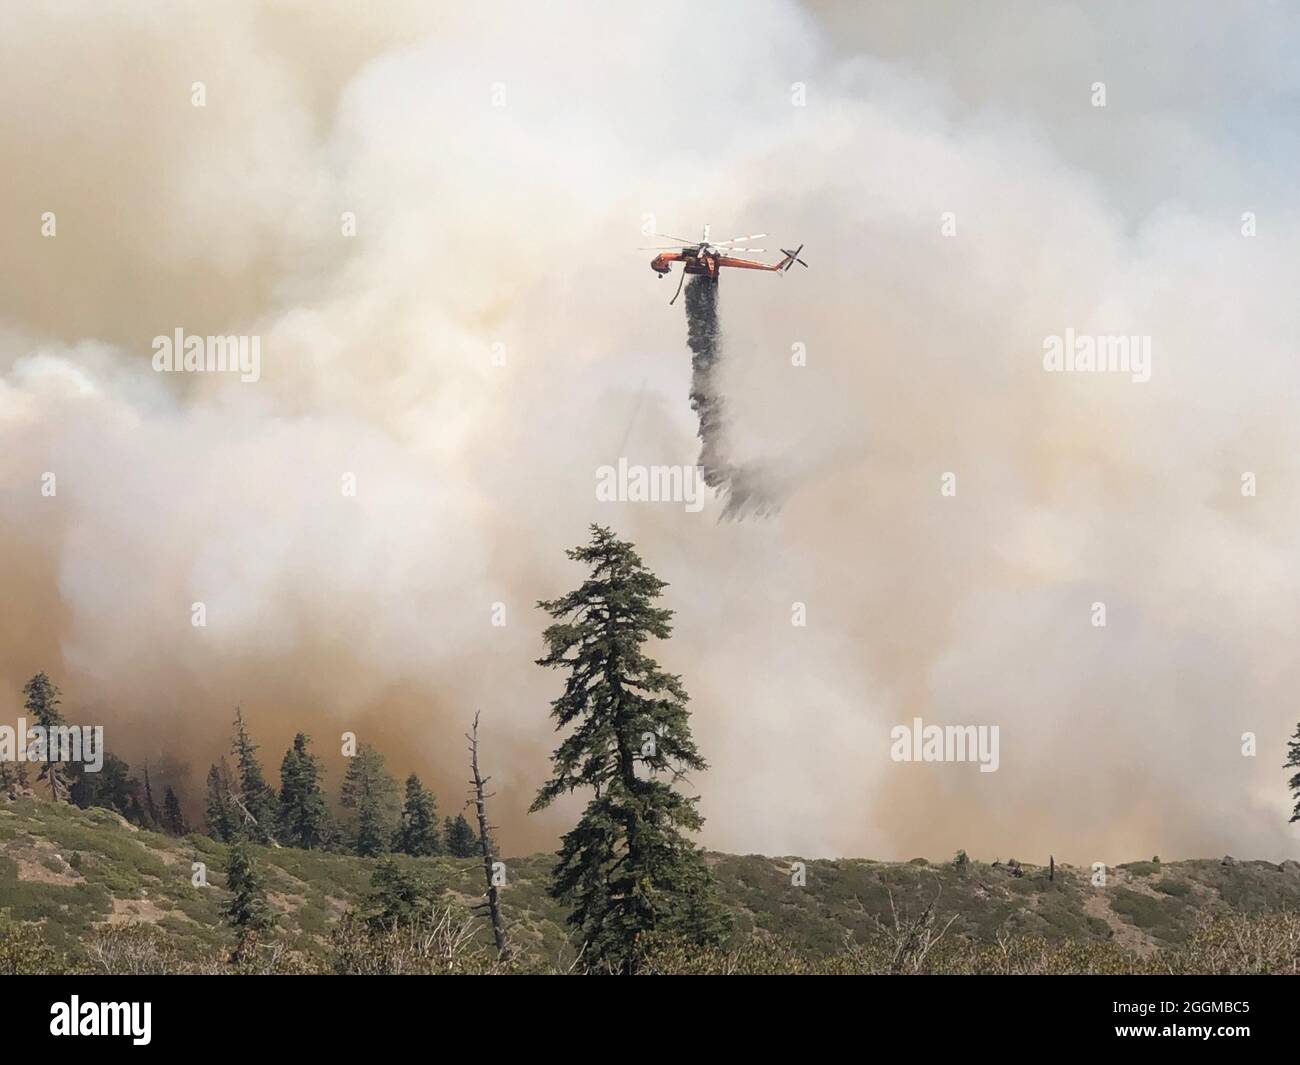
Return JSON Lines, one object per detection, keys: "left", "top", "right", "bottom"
{"left": 715, "top": 233, "right": 767, "bottom": 245}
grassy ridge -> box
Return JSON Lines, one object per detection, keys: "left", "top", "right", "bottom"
{"left": 3, "top": 798, "right": 1300, "bottom": 967}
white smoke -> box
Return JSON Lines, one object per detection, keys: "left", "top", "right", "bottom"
{"left": 2, "top": 0, "right": 1299, "bottom": 862}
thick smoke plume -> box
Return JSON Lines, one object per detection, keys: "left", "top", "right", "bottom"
{"left": 2, "top": 1, "right": 1300, "bottom": 864}
{"left": 685, "top": 276, "right": 780, "bottom": 520}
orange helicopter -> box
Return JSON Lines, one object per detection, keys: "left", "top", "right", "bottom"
{"left": 642, "top": 225, "right": 807, "bottom": 304}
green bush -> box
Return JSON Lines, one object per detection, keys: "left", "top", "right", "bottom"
{"left": 0, "top": 911, "right": 65, "bottom": 974}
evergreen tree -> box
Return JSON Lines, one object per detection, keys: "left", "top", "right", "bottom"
{"left": 125, "top": 793, "right": 147, "bottom": 827}
{"left": 230, "top": 708, "right": 277, "bottom": 843}
{"left": 443, "top": 813, "right": 477, "bottom": 858}
{"left": 224, "top": 839, "right": 273, "bottom": 962}
{"left": 530, "top": 525, "right": 728, "bottom": 971}
{"left": 22, "top": 672, "right": 61, "bottom": 725}
{"left": 23, "top": 672, "right": 69, "bottom": 802}
{"left": 69, "top": 752, "right": 138, "bottom": 818}
{"left": 204, "top": 759, "right": 239, "bottom": 842}
{"left": 141, "top": 762, "right": 161, "bottom": 829}
{"left": 278, "top": 733, "right": 332, "bottom": 849}
{"left": 161, "top": 786, "right": 187, "bottom": 835}
{"left": 365, "top": 858, "right": 443, "bottom": 930}
{"left": 1287, "top": 722, "right": 1300, "bottom": 824}
{"left": 394, "top": 774, "right": 441, "bottom": 855}
{"left": 339, "top": 744, "right": 399, "bottom": 856}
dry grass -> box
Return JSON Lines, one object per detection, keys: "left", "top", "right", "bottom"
{"left": 7, "top": 908, "right": 1295, "bottom": 975}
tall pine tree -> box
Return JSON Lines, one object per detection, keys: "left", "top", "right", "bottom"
{"left": 339, "top": 744, "right": 399, "bottom": 856}
{"left": 204, "top": 759, "right": 238, "bottom": 842}
{"left": 278, "top": 733, "right": 332, "bottom": 849}
{"left": 224, "top": 839, "right": 273, "bottom": 963}
{"left": 23, "top": 672, "right": 69, "bottom": 802}
{"left": 230, "top": 708, "right": 277, "bottom": 843}
{"left": 530, "top": 525, "right": 728, "bottom": 971}
{"left": 141, "top": 762, "right": 161, "bottom": 829}
{"left": 161, "top": 786, "right": 187, "bottom": 835}
{"left": 394, "top": 774, "right": 441, "bottom": 855}
{"left": 1286, "top": 722, "right": 1300, "bottom": 824}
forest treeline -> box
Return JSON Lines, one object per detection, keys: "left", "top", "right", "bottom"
{"left": 1, "top": 678, "right": 482, "bottom": 860}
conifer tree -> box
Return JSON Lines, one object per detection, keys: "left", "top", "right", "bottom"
{"left": 125, "top": 793, "right": 147, "bottom": 827}
{"left": 443, "top": 812, "right": 478, "bottom": 858}
{"left": 162, "top": 786, "right": 187, "bottom": 835}
{"left": 204, "top": 759, "right": 239, "bottom": 842}
{"left": 23, "top": 673, "right": 68, "bottom": 802}
{"left": 1286, "top": 722, "right": 1300, "bottom": 824}
{"left": 530, "top": 525, "right": 728, "bottom": 971}
{"left": 394, "top": 773, "right": 441, "bottom": 855}
{"left": 22, "top": 672, "right": 61, "bottom": 725}
{"left": 339, "top": 744, "right": 399, "bottom": 856}
{"left": 365, "top": 858, "right": 443, "bottom": 930}
{"left": 278, "top": 733, "right": 332, "bottom": 849}
{"left": 69, "top": 752, "right": 137, "bottom": 817}
{"left": 142, "top": 762, "right": 161, "bottom": 829}
{"left": 230, "top": 708, "right": 277, "bottom": 843}
{"left": 224, "top": 839, "right": 273, "bottom": 963}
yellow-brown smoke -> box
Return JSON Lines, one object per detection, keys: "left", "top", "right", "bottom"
{"left": 3, "top": 1, "right": 1300, "bottom": 862}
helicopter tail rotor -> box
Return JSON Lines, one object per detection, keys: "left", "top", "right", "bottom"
{"left": 779, "top": 244, "right": 808, "bottom": 271}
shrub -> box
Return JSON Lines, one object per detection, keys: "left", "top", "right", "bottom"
{"left": 0, "top": 912, "right": 64, "bottom": 974}
{"left": 328, "top": 908, "right": 501, "bottom": 975}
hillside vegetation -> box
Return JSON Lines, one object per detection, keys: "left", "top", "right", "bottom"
{"left": 3, "top": 798, "right": 1299, "bottom": 973}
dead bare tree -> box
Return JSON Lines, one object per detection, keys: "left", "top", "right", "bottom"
{"left": 228, "top": 791, "right": 281, "bottom": 848}
{"left": 37, "top": 760, "right": 69, "bottom": 804}
{"left": 872, "top": 882, "right": 958, "bottom": 974}
{"left": 467, "top": 712, "right": 509, "bottom": 959}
